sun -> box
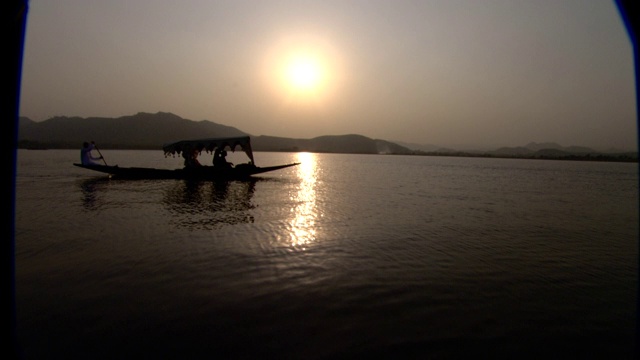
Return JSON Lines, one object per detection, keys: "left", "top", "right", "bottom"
{"left": 286, "top": 56, "right": 323, "bottom": 91}
{"left": 262, "top": 34, "right": 343, "bottom": 105}
{"left": 276, "top": 51, "right": 328, "bottom": 101}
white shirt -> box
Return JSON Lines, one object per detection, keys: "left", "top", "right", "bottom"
{"left": 80, "top": 143, "right": 101, "bottom": 165}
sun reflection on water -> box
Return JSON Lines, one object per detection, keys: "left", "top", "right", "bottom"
{"left": 288, "top": 152, "right": 318, "bottom": 247}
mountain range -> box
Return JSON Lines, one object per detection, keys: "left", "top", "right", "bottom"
{"left": 18, "top": 112, "right": 637, "bottom": 161}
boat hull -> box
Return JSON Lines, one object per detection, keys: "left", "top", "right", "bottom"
{"left": 73, "top": 163, "right": 299, "bottom": 180}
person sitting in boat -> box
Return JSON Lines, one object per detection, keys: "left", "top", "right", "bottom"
{"left": 213, "top": 148, "right": 232, "bottom": 168}
{"left": 80, "top": 141, "right": 103, "bottom": 166}
{"left": 183, "top": 149, "right": 202, "bottom": 168}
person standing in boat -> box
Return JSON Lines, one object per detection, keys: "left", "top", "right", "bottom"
{"left": 80, "top": 141, "right": 103, "bottom": 166}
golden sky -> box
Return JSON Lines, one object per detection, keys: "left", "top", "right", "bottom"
{"left": 19, "top": 0, "right": 636, "bottom": 150}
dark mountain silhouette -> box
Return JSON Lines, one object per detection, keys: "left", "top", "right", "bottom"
{"left": 491, "top": 146, "right": 537, "bottom": 156}
{"left": 252, "top": 134, "right": 409, "bottom": 154}
{"left": 19, "top": 112, "right": 247, "bottom": 149}
{"left": 486, "top": 142, "right": 620, "bottom": 157}
{"left": 523, "top": 142, "right": 597, "bottom": 154}
{"left": 400, "top": 140, "right": 629, "bottom": 156}
{"left": 393, "top": 140, "right": 441, "bottom": 152}
{"left": 18, "top": 112, "right": 413, "bottom": 154}
{"left": 18, "top": 112, "right": 637, "bottom": 161}
{"left": 524, "top": 142, "right": 565, "bottom": 151}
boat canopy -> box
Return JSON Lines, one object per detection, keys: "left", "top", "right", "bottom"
{"left": 162, "top": 136, "right": 254, "bottom": 164}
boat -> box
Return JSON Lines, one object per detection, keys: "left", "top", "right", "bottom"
{"left": 73, "top": 136, "right": 300, "bottom": 180}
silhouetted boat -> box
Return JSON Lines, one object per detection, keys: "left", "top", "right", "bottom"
{"left": 73, "top": 136, "right": 300, "bottom": 180}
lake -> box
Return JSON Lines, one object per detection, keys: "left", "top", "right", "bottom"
{"left": 14, "top": 149, "right": 638, "bottom": 359}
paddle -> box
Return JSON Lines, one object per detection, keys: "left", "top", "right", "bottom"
{"left": 93, "top": 142, "right": 108, "bottom": 166}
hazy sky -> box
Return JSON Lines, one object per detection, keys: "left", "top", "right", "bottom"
{"left": 19, "top": 0, "right": 636, "bottom": 150}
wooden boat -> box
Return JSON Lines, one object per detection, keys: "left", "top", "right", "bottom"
{"left": 73, "top": 136, "right": 300, "bottom": 180}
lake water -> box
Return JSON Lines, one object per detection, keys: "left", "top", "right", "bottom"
{"left": 14, "top": 149, "right": 639, "bottom": 359}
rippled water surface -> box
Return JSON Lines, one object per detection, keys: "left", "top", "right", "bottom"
{"left": 15, "top": 150, "right": 638, "bottom": 358}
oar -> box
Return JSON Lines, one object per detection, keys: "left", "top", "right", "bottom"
{"left": 94, "top": 143, "right": 108, "bottom": 166}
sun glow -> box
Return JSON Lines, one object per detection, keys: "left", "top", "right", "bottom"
{"left": 286, "top": 56, "right": 323, "bottom": 91}
{"left": 262, "top": 34, "right": 343, "bottom": 105}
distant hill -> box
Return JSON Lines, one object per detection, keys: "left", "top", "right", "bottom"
{"left": 252, "top": 134, "right": 411, "bottom": 154}
{"left": 393, "top": 140, "right": 441, "bottom": 152}
{"left": 486, "top": 142, "right": 621, "bottom": 157}
{"left": 18, "top": 112, "right": 413, "bottom": 154}
{"left": 19, "top": 112, "right": 247, "bottom": 149}
{"left": 18, "top": 112, "right": 637, "bottom": 161}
